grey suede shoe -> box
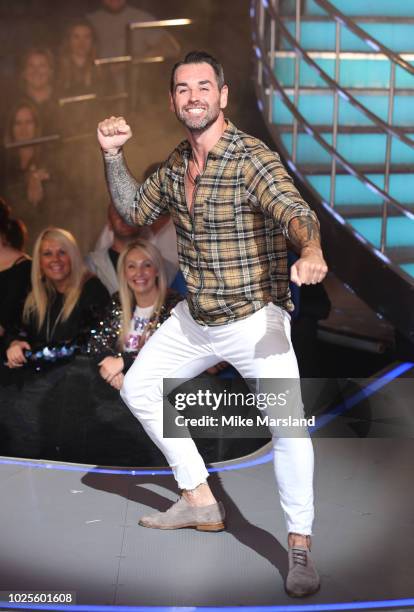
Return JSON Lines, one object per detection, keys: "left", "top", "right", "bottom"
{"left": 285, "top": 545, "right": 321, "bottom": 597}
{"left": 139, "top": 497, "right": 226, "bottom": 531}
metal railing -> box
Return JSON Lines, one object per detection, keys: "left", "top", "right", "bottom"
{"left": 252, "top": 0, "right": 414, "bottom": 257}
{"left": 3, "top": 18, "right": 192, "bottom": 153}
{"left": 312, "top": 0, "right": 414, "bottom": 252}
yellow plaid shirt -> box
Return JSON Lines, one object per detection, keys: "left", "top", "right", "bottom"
{"left": 105, "top": 120, "right": 319, "bottom": 325}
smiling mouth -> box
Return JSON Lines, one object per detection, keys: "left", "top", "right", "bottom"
{"left": 185, "top": 107, "right": 206, "bottom": 115}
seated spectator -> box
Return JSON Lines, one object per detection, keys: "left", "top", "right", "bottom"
{"left": 86, "top": 202, "right": 177, "bottom": 293}
{"left": 58, "top": 19, "right": 102, "bottom": 98}
{"left": 5, "top": 227, "right": 110, "bottom": 372}
{"left": 3, "top": 101, "right": 73, "bottom": 251}
{"left": 0, "top": 198, "right": 31, "bottom": 338}
{"left": 87, "top": 238, "right": 181, "bottom": 390}
{"left": 15, "top": 47, "right": 59, "bottom": 135}
{"left": 58, "top": 19, "right": 108, "bottom": 137}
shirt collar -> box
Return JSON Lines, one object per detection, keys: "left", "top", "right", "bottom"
{"left": 180, "top": 119, "right": 240, "bottom": 161}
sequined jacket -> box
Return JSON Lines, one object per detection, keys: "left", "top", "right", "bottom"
{"left": 87, "top": 289, "right": 182, "bottom": 372}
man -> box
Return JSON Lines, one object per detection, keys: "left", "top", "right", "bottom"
{"left": 97, "top": 51, "right": 327, "bottom": 597}
{"left": 86, "top": 201, "right": 177, "bottom": 294}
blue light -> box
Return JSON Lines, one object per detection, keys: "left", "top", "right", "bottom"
{"left": 310, "top": 362, "right": 414, "bottom": 432}
{"left": 257, "top": 99, "right": 264, "bottom": 111}
{"left": 353, "top": 232, "right": 367, "bottom": 245}
{"left": 366, "top": 39, "right": 380, "bottom": 51}
{"left": 2, "top": 597, "right": 414, "bottom": 610}
{"left": 365, "top": 182, "right": 381, "bottom": 195}
{"left": 1, "top": 368, "right": 414, "bottom": 611}
{"left": 255, "top": 46, "right": 262, "bottom": 59}
{"left": 374, "top": 248, "right": 390, "bottom": 264}
{"left": 343, "top": 283, "right": 355, "bottom": 294}
{"left": 403, "top": 209, "right": 414, "bottom": 222}
{"left": 262, "top": 0, "right": 269, "bottom": 8}
{"left": 331, "top": 209, "right": 346, "bottom": 225}
{"left": 1, "top": 364, "right": 412, "bottom": 477}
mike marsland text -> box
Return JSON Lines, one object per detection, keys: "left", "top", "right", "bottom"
{"left": 174, "top": 415, "right": 316, "bottom": 428}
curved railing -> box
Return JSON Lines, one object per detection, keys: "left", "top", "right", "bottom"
{"left": 251, "top": 0, "right": 414, "bottom": 258}
{"left": 271, "top": 17, "right": 414, "bottom": 149}
{"left": 313, "top": 0, "right": 414, "bottom": 76}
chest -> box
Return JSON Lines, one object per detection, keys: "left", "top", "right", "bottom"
{"left": 184, "top": 172, "right": 197, "bottom": 215}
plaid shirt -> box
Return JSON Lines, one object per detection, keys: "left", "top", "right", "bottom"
{"left": 105, "top": 120, "right": 319, "bottom": 326}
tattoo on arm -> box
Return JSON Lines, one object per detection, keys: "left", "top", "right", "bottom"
{"left": 104, "top": 153, "right": 139, "bottom": 223}
{"left": 288, "top": 217, "right": 321, "bottom": 251}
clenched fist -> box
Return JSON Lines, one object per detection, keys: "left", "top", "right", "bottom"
{"left": 97, "top": 116, "right": 132, "bottom": 155}
{"left": 290, "top": 247, "right": 328, "bottom": 287}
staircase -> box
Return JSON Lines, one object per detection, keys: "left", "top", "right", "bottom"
{"left": 251, "top": 0, "right": 414, "bottom": 344}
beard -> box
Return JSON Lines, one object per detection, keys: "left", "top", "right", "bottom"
{"left": 174, "top": 100, "right": 221, "bottom": 133}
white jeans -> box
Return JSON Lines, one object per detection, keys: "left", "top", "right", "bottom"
{"left": 121, "top": 300, "right": 314, "bottom": 535}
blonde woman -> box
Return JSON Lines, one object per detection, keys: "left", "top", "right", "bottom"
{"left": 88, "top": 239, "right": 181, "bottom": 390}
{"left": 6, "top": 227, "right": 109, "bottom": 369}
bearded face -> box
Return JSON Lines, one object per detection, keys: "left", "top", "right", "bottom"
{"left": 170, "top": 62, "right": 228, "bottom": 133}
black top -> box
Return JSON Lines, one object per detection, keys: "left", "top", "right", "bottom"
{"left": 0, "top": 257, "right": 31, "bottom": 331}
{"left": 108, "top": 247, "right": 120, "bottom": 272}
{"left": 7, "top": 276, "right": 110, "bottom": 351}
{"left": 87, "top": 290, "right": 182, "bottom": 373}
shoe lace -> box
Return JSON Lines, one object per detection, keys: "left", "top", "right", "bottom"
{"left": 291, "top": 548, "right": 308, "bottom": 567}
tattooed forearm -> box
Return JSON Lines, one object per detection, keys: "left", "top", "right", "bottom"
{"left": 288, "top": 216, "right": 322, "bottom": 252}
{"left": 104, "top": 152, "right": 139, "bottom": 223}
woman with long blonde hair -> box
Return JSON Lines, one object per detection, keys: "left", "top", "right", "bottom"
{"left": 6, "top": 227, "right": 110, "bottom": 369}
{"left": 88, "top": 239, "right": 181, "bottom": 390}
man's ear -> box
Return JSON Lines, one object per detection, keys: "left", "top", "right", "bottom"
{"left": 169, "top": 91, "right": 175, "bottom": 113}
{"left": 220, "top": 84, "right": 229, "bottom": 110}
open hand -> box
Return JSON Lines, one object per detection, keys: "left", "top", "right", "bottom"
{"left": 27, "top": 166, "right": 50, "bottom": 206}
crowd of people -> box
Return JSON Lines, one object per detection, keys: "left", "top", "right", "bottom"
{"left": 0, "top": 196, "right": 186, "bottom": 460}
{"left": 0, "top": 7, "right": 331, "bottom": 473}
{"left": 0, "top": 210, "right": 183, "bottom": 378}
{"left": 0, "top": 2, "right": 186, "bottom": 464}
{"left": 0, "top": 0, "right": 180, "bottom": 253}
{"left": 0, "top": 0, "right": 184, "bottom": 382}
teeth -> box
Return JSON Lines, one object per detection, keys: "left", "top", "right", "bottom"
{"left": 187, "top": 108, "right": 204, "bottom": 114}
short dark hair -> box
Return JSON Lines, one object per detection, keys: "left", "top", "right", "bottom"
{"left": 170, "top": 51, "right": 225, "bottom": 93}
